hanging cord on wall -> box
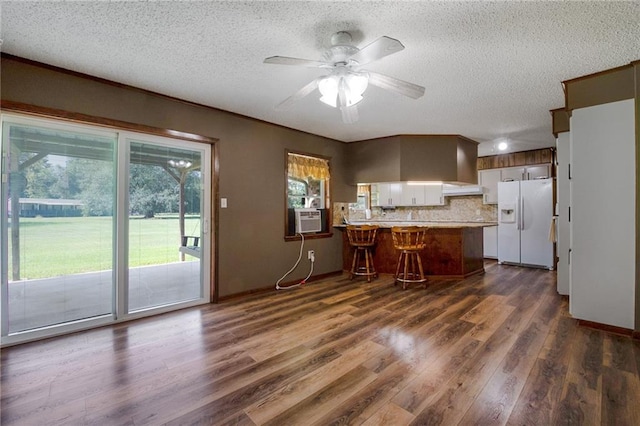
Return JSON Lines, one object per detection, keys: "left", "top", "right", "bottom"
{"left": 275, "top": 232, "right": 314, "bottom": 290}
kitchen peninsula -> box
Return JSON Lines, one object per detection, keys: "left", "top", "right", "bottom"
{"left": 338, "top": 221, "right": 495, "bottom": 279}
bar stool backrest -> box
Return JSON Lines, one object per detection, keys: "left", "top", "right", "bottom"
{"left": 346, "top": 225, "right": 379, "bottom": 247}
{"left": 391, "top": 226, "right": 428, "bottom": 251}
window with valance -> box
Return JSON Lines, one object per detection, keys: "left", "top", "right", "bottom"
{"left": 285, "top": 151, "right": 331, "bottom": 239}
{"left": 288, "top": 154, "right": 330, "bottom": 180}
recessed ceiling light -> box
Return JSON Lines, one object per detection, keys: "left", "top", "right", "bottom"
{"left": 498, "top": 141, "right": 508, "bottom": 151}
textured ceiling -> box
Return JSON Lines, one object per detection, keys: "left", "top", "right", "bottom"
{"left": 1, "top": 1, "right": 639, "bottom": 156}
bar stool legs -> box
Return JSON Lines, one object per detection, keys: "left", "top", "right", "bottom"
{"left": 391, "top": 226, "right": 428, "bottom": 290}
{"left": 350, "top": 246, "right": 377, "bottom": 282}
{"left": 346, "top": 225, "right": 379, "bottom": 283}
{"left": 394, "top": 250, "right": 427, "bottom": 290}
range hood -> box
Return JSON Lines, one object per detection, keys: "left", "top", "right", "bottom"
{"left": 442, "top": 184, "right": 485, "bottom": 196}
{"left": 348, "top": 135, "right": 479, "bottom": 185}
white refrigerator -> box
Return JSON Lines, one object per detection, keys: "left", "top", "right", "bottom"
{"left": 497, "top": 178, "right": 554, "bottom": 269}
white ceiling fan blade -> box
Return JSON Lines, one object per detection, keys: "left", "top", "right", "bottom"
{"left": 347, "top": 36, "right": 404, "bottom": 66}
{"left": 264, "top": 56, "right": 331, "bottom": 68}
{"left": 366, "top": 71, "right": 425, "bottom": 99}
{"left": 275, "top": 78, "right": 320, "bottom": 110}
{"left": 340, "top": 105, "right": 359, "bottom": 124}
{"left": 337, "top": 80, "right": 359, "bottom": 124}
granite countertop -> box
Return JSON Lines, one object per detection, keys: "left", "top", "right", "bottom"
{"left": 334, "top": 221, "right": 498, "bottom": 229}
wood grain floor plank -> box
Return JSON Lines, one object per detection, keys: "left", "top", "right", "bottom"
{"left": 84, "top": 353, "right": 256, "bottom": 417}
{"left": 459, "top": 294, "right": 506, "bottom": 324}
{"left": 246, "top": 307, "right": 356, "bottom": 361}
{"left": 459, "top": 318, "right": 550, "bottom": 425}
{"left": 603, "top": 332, "right": 637, "bottom": 374}
{"left": 553, "top": 327, "right": 604, "bottom": 426}
{"left": 310, "top": 361, "right": 414, "bottom": 426}
{"left": 159, "top": 347, "right": 343, "bottom": 425}
{"left": 101, "top": 344, "right": 312, "bottom": 426}
{"left": 392, "top": 334, "right": 482, "bottom": 414}
{"left": 361, "top": 401, "right": 416, "bottom": 425}
{"left": 408, "top": 312, "right": 523, "bottom": 426}
{"left": 433, "top": 294, "right": 484, "bottom": 324}
{"left": 214, "top": 411, "right": 257, "bottom": 426}
{"left": 408, "top": 282, "right": 552, "bottom": 426}
{"left": 634, "top": 339, "right": 640, "bottom": 376}
{"left": 467, "top": 302, "right": 516, "bottom": 342}
{"left": 553, "top": 382, "right": 592, "bottom": 425}
{"left": 506, "top": 315, "right": 578, "bottom": 426}
{"left": 601, "top": 366, "right": 640, "bottom": 426}
{"left": 0, "top": 394, "right": 89, "bottom": 426}
{"left": 244, "top": 340, "right": 385, "bottom": 424}
{"left": 2, "top": 263, "right": 638, "bottom": 426}
{"left": 261, "top": 365, "right": 378, "bottom": 426}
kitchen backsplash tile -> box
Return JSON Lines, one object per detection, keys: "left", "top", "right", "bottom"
{"left": 333, "top": 203, "right": 350, "bottom": 225}
{"left": 338, "top": 195, "right": 497, "bottom": 223}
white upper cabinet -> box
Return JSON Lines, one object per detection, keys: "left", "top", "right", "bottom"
{"left": 399, "top": 183, "right": 444, "bottom": 206}
{"left": 501, "top": 165, "right": 550, "bottom": 181}
{"left": 423, "top": 184, "right": 444, "bottom": 206}
{"left": 372, "top": 182, "right": 443, "bottom": 206}
{"left": 372, "top": 182, "right": 402, "bottom": 206}
{"left": 400, "top": 184, "right": 425, "bottom": 206}
{"left": 478, "top": 164, "right": 551, "bottom": 204}
{"left": 524, "top": 164, "right": 551, "bottom": 180}
{"left": 478, "top": 169, "right": 502, "bottom": 204}
{"left": 500, "top": 167, "right": 525, "bottom": 181}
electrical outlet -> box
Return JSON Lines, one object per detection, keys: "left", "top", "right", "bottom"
{"left": 308, "top": 250, "right": 315, "bottom": 261}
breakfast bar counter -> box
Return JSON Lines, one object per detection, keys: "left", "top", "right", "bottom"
{"left": 338, "top": 221, "right": 496, "bottom": 279}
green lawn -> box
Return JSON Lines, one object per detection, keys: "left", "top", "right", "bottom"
{"left": 8, "top": 216, "right": 201, "bottom": 280}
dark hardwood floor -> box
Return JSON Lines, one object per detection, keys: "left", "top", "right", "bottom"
{"left": 2, "top": 261, "right": 639, "bottom": 425}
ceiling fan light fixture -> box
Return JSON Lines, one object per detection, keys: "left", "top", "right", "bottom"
{"left": 318, "top": 75, "right": 339, "bottom": 107}
{"left": 345, "top": 72, "right": 369, "bottom": 103}
{"left": 318, "top": 72, "right": 369, "bottom": 108}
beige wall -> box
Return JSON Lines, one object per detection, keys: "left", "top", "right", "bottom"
{"left": 399, "top": 136, "right": 458, "bottom": 182}
{"left": 346, "top": 136, "right": 402, "bottom": 184}
{"left": 456, "top": 137, "right": 479, "bottom": 184}
{"left": 347, "top": 135, "right": 478, "bottom": 184}
{"left": 564, "top": 65, "right": 635, "bottom": 111}
{"left": 1, "top": 56, "right": 356, "bottom": 298}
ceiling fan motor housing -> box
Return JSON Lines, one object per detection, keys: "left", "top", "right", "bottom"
{"left": 324, "top": 31, "right": 360, "bottom": 65}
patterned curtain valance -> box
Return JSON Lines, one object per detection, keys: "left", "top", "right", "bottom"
{"left": 288, "top": 153, "right": 330, "bottom": 180}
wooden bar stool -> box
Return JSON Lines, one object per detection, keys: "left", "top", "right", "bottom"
{"left": 391, "top": 226, "right": 428, "bottom": 290}
{"left": 346, "top": 225, "right": 379, "bottom": 282}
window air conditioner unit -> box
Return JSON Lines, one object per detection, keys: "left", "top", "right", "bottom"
{"left": 295, "top": 208, "right": 322, "bottom": 233}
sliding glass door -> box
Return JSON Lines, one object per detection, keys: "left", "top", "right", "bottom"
{"left": 0, "top": 114, "right": 211, "bottom": 344}
{"left": 127, "top": 139, "right": 207, "bottom": 312}
{"left": 0, "top": 118, "right": 117, "bottom": 335}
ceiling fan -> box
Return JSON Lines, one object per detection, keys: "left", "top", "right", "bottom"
{"left": 264, "top": 31, "right": 425, "bottom": 124}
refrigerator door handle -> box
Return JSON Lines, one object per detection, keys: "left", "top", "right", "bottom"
{"left": 520, "top": 195, "right": 525, "bottom": 229}
{"left": 516, "top": 196, "right": 521, "bottom": 230}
